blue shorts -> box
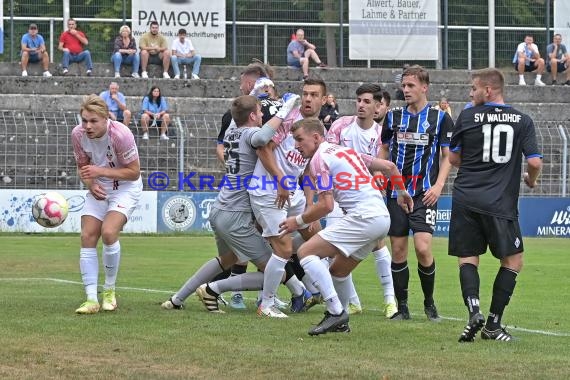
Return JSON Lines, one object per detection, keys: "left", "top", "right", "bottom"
{"left": 111, "top": 110, "right": 124, "bottom": 121}
{"left": 27, "top": 53, "right": 41, "bottom": 63}
{"left": 287, "top": 58, "right": 302, "bottom": 68}
{"left": 513, "top": 62, "right": 538, "bottom": 72}
{"left": 547, "top": 62, "right": 567, "bottom": 73}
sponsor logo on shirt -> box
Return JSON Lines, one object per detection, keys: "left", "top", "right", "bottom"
{"left": 397, "top": 132, "right": 429, "bottom": 146}
{"left": 123, "top": 146, "right": 137, "bottom": 161}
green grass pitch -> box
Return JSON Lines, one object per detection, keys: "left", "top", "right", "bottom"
{"left": 1, "top": 235, "right": 568, "bottom": 379}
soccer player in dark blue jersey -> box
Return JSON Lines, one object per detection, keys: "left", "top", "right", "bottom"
{"left": 380, "top": 65, "right": 454, "bottom": 321}
{"left": 450, "top": 68, "right": 542, "bottom": 342}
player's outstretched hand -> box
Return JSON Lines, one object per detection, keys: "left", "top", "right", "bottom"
{"left": 275, "top": 93, "right": 300, "bottom": 119}
{"left": 397, "top": 190, "right": 414, "bottom": 214}
{"left": 249, "top": 77, "right": 274, "bottom": 98}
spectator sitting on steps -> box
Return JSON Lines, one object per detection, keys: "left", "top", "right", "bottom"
{"left": 58, "top": 18, "right": 93, "bottom": 76}
{"left": 20, "top": 23, "right": 52, "bottom": 77}
{"left": 140, "top": 86, "right": 170, "bottom": 141}
{"left": 512, "top": 34, "right": 546, "bottom": 86}
{"left": 99, "top": 82, "right": 132, "bottom": 127}
{"left": 287, "top": 28, "right": 327, "bottom": 81}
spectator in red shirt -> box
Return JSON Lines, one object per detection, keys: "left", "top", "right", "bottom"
{"left": 58, "top": 18, "right": 93, "bottom": 76}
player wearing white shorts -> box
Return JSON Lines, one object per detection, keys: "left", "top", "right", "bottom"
{"left": 71, "top": 94, "right": 143, "bottom": 314}
{"left": 325, "top": 84, "right": 397, "bottom": 318}
{"left": 279, "top": 118, "right": 413, "bottom": 335}
{"left": 160, "top": 94, "right": 303, "bottom": 312}
{"left": 249, "top": 78, "right": 327, "bottom": 317}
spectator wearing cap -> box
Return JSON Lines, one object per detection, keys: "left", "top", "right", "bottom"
{"left": 20, "top": 23, "right": 52, "bottom": 77}
{"left": 170, "top": 28, "right": 202, "bottom": 79}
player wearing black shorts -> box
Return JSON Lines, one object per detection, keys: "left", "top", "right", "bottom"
{"left": 450, "top": 68, "right": 542, "bottom": 342}
{"left": 380, "top": 65, "right": 454, "bottom": 321}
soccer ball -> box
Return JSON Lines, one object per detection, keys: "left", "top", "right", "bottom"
{"left": 32, "top": 192, "right": 69, "bottom": 228}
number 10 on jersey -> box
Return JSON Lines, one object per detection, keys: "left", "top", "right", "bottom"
{"left": 482, "top": 123, "right": 514, "bottom": 163}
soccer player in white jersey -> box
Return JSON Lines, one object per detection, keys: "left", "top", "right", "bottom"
{"left": 249, "top": 78, "right": 327, "bottom": 318}
{"left": 161, "top": 94, "right": 302, "bottom": 312}
{"left": 71, "top": 94, "right": 143, "bottom": 314}
{"left": 279, "top": 118, "right": 413, "bottom": 335}
{"left": 325, "top": 84, "right": 397, "bottom": 318}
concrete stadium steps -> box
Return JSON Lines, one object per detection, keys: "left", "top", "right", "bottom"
{"left": 2, "top": 75, "right": 569, "bottom": 106}
{"left": 0, "top": 61, "right": 561, "bottom": 85}
{"left": 0, "top": 93, "right": 567, "bottom": 122}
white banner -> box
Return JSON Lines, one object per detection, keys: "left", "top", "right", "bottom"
{"left": 0, "top": 189, "right": 158, "bottom": 233}
{"left": 132, "top": 0, "right": 226, "bottom": 58}
{"left": 554, "top": 0, "right": 570, "bottom": 46}
{"left": 349, "top": 0, "right": 439, "bottom": 60}
{"left": 0, "top": 0, "right": 3, "bottom": 54}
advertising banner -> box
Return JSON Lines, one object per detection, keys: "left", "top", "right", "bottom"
{"left": 0, "top": 189, "right": 157, "bottom": 233}
{"left": 132, "top": 0, "right": 226, "bottom": 58}
{"left": 0, "top": 0, "right": 3, "bottom": 54}
{"left": 156, "top": 191, "right": 217, "bottom": 233}
{"left": 349, "top": 0, "right": 439, "bottom": 60}
{"left": 434, "top": 196, "right": 570, "bottom": 238}
{"left": 554, "top": 0, "right": 570, "bottom": 45}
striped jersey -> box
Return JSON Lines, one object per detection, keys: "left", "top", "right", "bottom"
{"left": 381, "top": 104, "right": 454, "bottom": 198}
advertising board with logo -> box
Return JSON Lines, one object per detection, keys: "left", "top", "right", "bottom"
{"left": 156, "top": 191, "right": 217, "bottom": 232}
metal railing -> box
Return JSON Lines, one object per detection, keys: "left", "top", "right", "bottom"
{"left": 2, "top": 15, "right": 557, "bottom": 70}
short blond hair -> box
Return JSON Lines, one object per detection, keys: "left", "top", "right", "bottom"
{"left": 80, "top": 94, "right": 109, "bottom": 119}
{"left": 119, "top": 25, "right": 131, "bottom": 35}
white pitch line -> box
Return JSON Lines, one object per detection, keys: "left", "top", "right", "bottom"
{"left": 2, "top": 277, "right": 570, "bottom": 337}
{"left": 0, "top": 277, "right": 174, "bottom": 294}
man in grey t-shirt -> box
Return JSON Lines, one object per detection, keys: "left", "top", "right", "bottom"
{"left": 287, "top": 29, "right": 327, "bottom": 80}
{"left": 546, "top": 33, "right": 570, "bottom": 85}
{"left": 161, "top": 93, "right": 302, "bottom": 312}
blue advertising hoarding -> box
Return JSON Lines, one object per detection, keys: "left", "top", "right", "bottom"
{"left": 157, "top": 191, "right": 218, "bottom": 233}
{"left": 435, "top": 196, "right": 570, "bottom": 238}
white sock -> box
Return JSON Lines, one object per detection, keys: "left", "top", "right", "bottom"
{"left": 284, "top": 275, "right": 305, "bottom": 297}
{"left": 103, "top": 241, "right": 121, "bottom": 290}
{"left": 300, "top": 255, "right": 343, "bottom": 315}
{"left": 261, "top": 254, "right": 288, "bottom": 308}
{"left": 519, "top": 74, "right": 524, "bottom": 80}
{"left": 346, "top": 273, "right": 361, "bottom": 306}
{"left": 332, "top": 274, "right": 352, "bottom": 311}
{"left": 79, "top": 247, "right": 99, "bottom": 302}
{"left": 301, "top": 274, "right": 319, "bottom": 294}
{"left": 536, "top": 74, "right": 542, "bottom": 80}
{"left": 373, "top": 246, "right": 396, "bottom": 304}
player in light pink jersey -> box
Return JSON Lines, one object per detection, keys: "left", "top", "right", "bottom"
{"left": 71, "top": 94, "right": 142, "bottom": 314}
{"left": 325, "top": 84, "right": 397, "bottom": 318}
{"left": 279, "top": 118, "right": 412, "bottom": 335}
{"left": 249, "top": 78, "right": 327, "bottom": 317}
